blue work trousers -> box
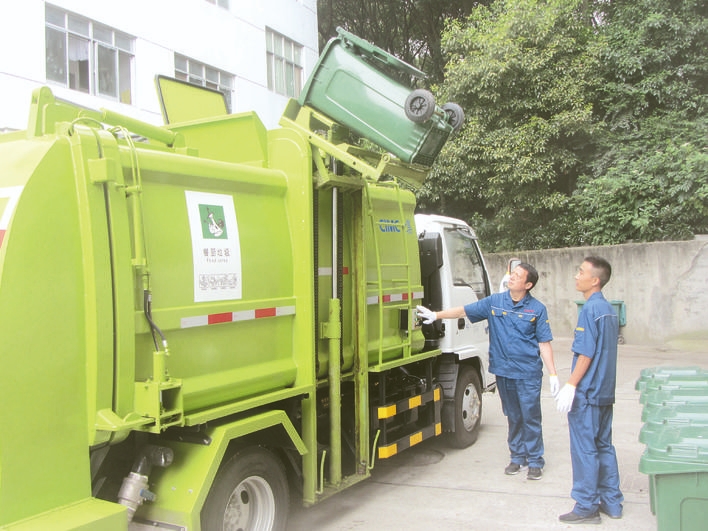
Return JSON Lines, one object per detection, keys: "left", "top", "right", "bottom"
{"left": 496, "top": 375, "right": 545, "bottom": 469}
{"left": 568, "top": 400, "right": 624, "bottom": 516}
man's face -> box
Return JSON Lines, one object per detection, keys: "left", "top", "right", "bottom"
{"left": 507, "top": 266, "right": 530, "bottom": 291}
{"left": 575, "top": 261, "right": 597, "bottom": 293}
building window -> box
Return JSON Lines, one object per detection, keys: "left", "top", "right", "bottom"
{"left": 205, "top": 0, "right": 230, "bottom": 8}
{"left": 266, "top": 28, "right": 303, "bottom": 98}
{"left": 45, "top": 4, "right": 134, "bottom": 104}
{"left": 174, "top": 55, "right": 234, "bottom": 112}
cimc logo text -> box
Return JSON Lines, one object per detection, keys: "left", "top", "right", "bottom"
{"left": 378, "top": 219, "right": 413, "bottom": 233}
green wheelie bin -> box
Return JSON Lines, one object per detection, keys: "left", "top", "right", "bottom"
{"left": 639, "top": 424, "right": 708, "bottom": 531}
{"left": 637, "top": 366, "right": 708, "bottom": 527}
{"left": 298, "top": 27, "right": 463, "bottom": 167}
{"left": 636, "top": 366, "right": 708, "bottom": 396}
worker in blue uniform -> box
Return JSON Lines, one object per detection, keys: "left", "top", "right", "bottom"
{"left": 418, "top": 263, "right": 558, "bottom": 480}
{"left": 556, "top": 256, "right": 624, "bottom": 524}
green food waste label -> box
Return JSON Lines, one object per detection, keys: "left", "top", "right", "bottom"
{"left": 199, "top": 204, "right": 228, "bottom": 239}
{"left": 186, "top": 191, "right": 242, "bottom": 302}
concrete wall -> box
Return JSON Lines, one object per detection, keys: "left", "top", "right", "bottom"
{"left": 485, "top": 237, "right": 708, "bottom": 349}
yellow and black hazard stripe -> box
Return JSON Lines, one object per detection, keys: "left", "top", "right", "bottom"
{"left": 377, "top": 421, "right": 442, "bottom": 459}
{"left": 377, "top": 387, "right": 441, "bottom": 420}
{"left": 377, "top": 386, "right": 442, "bottom": 459}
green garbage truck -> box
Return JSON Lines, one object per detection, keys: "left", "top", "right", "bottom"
{"left": 0, "top": 72, "right": 491, "bottom": 530}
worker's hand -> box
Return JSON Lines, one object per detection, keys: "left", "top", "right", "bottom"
{"left": 416, "top": 305, "right": 437, "bottom": 325}
{"left": 556, "top": 383, "right": 576, "bottom": 413}
{"left": 549, "top": 375, "right": 560, "bottom": 397}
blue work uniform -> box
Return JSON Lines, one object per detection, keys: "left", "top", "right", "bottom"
{"left": 568, "top": 292, "right": 624, "bottom": 517}
{"left": 464, "top": 291, "right": 553, "bottom": 469}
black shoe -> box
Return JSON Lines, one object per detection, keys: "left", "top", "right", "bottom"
{"left": 599, "top": 504, "right": 623, "bottom": 519}
{"left": 527, "top": 467, "right": 543, "bottom": 480}
{"left": 504, "top": 462, "right": 526, "bottom": 475}
{"left": 558, "top": 511, "right": 601, "bottom": 524}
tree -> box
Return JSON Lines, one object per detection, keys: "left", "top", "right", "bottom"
{"left": 419, "top": 0, "right": 602, "bottom": 250}
{"left": 317, "top": 0, "right": 481, "bottom": 84}
{"left": 573, "top": 114, "right": 708, "bottom": 244}
{"left": 319, "top": 0, "right": 708, "bottom": 250}
{"left": 574, "top": 0, "right": 708, "bottom": 245}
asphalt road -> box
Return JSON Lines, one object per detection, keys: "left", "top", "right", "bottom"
{"left": 287, "top": 337, "right": 707, "bottom": 530}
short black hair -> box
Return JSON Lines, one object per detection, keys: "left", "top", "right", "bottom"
{"left": 518, "top": 263, "right": 539, "bottom": 290}
{"left": 584, "top": 256, "right": 612, "bottom": 288}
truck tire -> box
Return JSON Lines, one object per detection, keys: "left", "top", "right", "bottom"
{"left": 450, "top": 365, "right": 482, "bottom": 448}
{"left": 404, "top": 89, "right": 436, "bottom": 123}
{"left": 201, "top": 447, "right": 289, "bottom": 531}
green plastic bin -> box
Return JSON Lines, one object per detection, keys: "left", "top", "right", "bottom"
{"left": 639, "top": 404, "right": 708, "bottom": 444}
{"left": 639, "top": 425, "right": 708, "bottom": 530}
{"left": 299, "top": 27, "right": 460, "bottom": 167}
{"left": 641, "top": 388, "right": 708, "bottom": 420}
{"left": 636, "top": 366, "right": 706, "bottom": 394}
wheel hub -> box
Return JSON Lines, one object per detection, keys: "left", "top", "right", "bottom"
{"left": 461, "top": 383, "right": 481, "bottom": 431}
{"left": 223, "top": 475, "right": 276, "bottom": 531}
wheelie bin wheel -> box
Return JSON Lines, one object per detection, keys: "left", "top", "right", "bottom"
{"left": 405, "top": 89, "right": 436, "bottom": 123}
{"left": 442, "top": 102, "right": 465, "bottom": 132}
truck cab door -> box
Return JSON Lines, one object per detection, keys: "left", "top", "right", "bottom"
{"left": 438, "top": 226, "right": 490, "bottom": 361}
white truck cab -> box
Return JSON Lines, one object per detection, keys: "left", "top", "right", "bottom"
{"left": 415, "top": 214, "right": 496, "bottom": 447}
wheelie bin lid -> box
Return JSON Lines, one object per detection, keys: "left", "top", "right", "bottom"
{"left": 640, "top": 404, "right": 708, "bottom": 443}
{"left": 333, "top": 27, "right": 426, "bottom": 80}
{"left": 639, "top": 384, "right": 708, "bottom": 405}
{"left": 639, "top": 425, "right": 708, "bottom": 475}
{"left": 636, "top": 366, "right": 706, "bottom": 391}
{"left": 636, "top": 368, "right": 708, "bottom": 402}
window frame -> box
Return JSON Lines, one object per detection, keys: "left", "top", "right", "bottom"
{"left": 266, "top": 28, "right": 303, "bottom": 98}
{"left": 443, "top": 227, "right": 490, "bottom": 301}
{"left": 45, "top": 4, "right": 134, "bottom": 103}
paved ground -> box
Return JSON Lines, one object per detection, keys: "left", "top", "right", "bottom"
{"left": 287, "top": 337, "right": 707, "bottom": 530}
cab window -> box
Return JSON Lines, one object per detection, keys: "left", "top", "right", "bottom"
{"left": 444, "top": 227, "right": 490, "bottom": 300}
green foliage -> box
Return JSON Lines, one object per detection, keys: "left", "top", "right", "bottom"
{"left": 319, "top": 0, "right": 708, "bottom": 251}
{"left": 317, "top": 0, "right": 482, "bottom": 84}
{"left": 419, "top": 0, "right": 602, "bottom": 250}
{"left": 577, "top": 0, "right": 708, "bottom": 245}
{"left": 418, "top": 0, "right": 707, "bottom": 251}
{"left": 597, "top": 0, "right": 708, "bottom": 124}
{"left": 575, "top": 114, "right": 708, "bottom": 244}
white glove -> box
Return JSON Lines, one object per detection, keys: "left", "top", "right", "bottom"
{"left": 556, "top": 383, "right": 576, "bottom": 413}
{"left": 549, "top": 375, "right": 560, "bottom": 397}
{"left": 416, "top": 305, "right": 437, "bottom": 325}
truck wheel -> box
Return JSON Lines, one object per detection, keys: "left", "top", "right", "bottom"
{"left": 450, "top": 365, "right": 482, "bottom": 448}
{"left": 442, "top": 102, "right": 465, "bottom": 133}
{"left": 201, "top": 447, "right": 289, "bottom": 531}
{"left": 404, "top": 89, "right": 436, "bottom": 123}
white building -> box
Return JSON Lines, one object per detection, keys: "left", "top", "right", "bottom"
{"left": 0, "top": 0, "right": 319, "bottom": 131}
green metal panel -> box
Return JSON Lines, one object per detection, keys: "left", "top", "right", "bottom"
{"left": 0, "top": 136, "right": 103, "bottom": 525}
{"left": 166, "top": 111, "right": 269, "bottom": 166}
{"left": 156, "top": 74, "right": 229, "bottom": 124}
{"left": 120, "top": 156, "right": 298, "bottom": 416}
{"left": 1, "top": 72, "right": 449, "bottom": 527}
{"left": 265, "top": 124, "right": 319, "bottom": 503}
{"left": 1, "top": 86, "right": 320, "bottom": 526}
{"left": 136, "top": 411, "right": 306, "bottom": 527}
{"left": 3, "top": 499, "right": 126, "bottom": 531}
{"left": 363, "top": 182, "right": 425, "bottom": 367}
{"left": 314, "top": 183, "right": 425, "bottom": 376}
